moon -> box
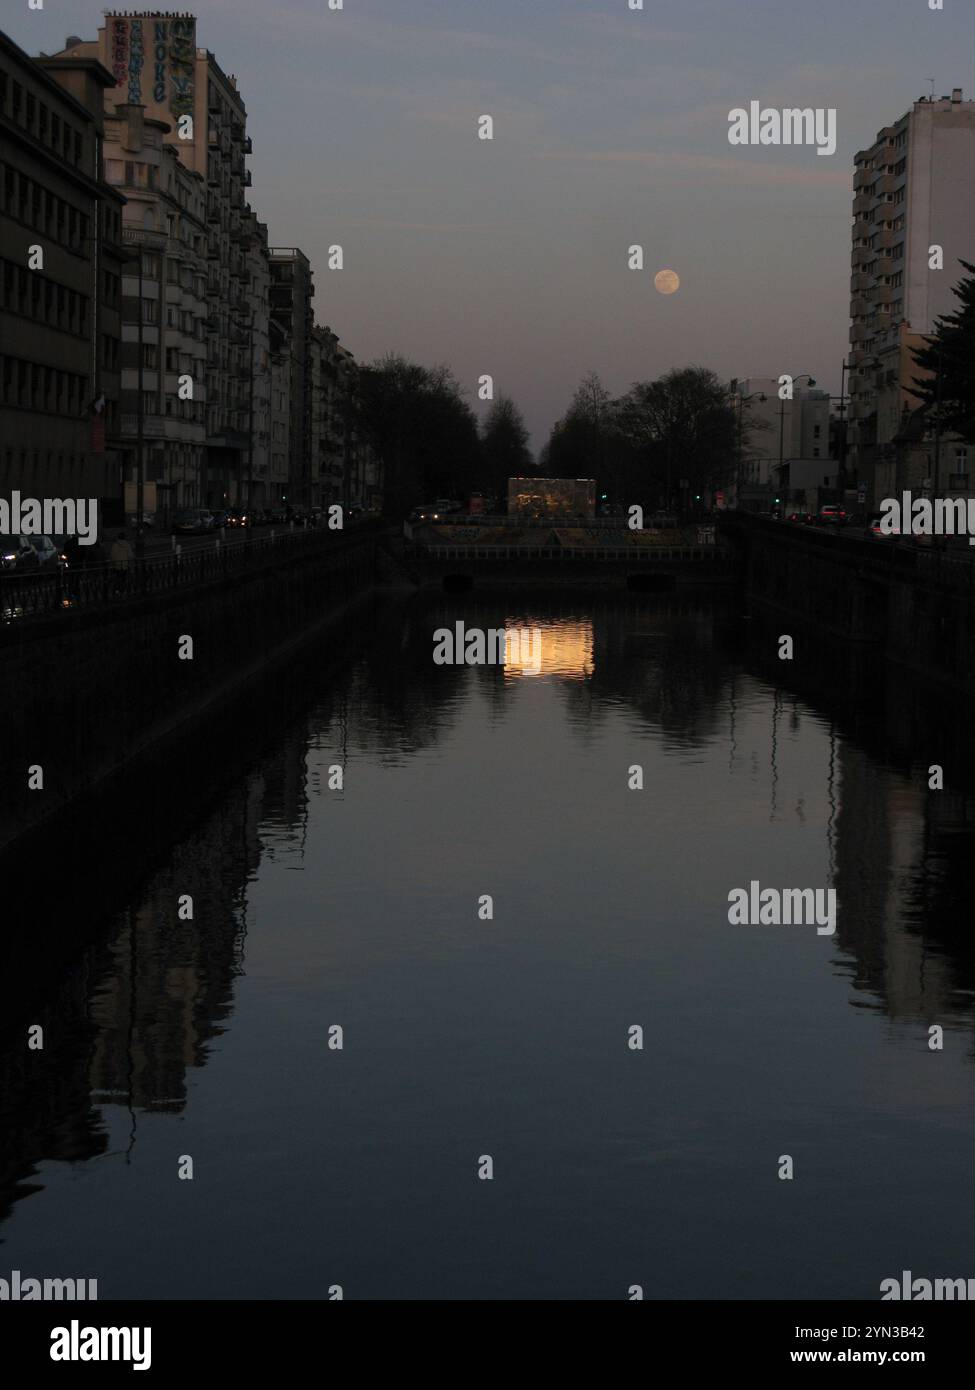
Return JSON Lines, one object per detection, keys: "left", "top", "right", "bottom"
{"left": 654, "top": 268, "right": 680, "bottom": 295}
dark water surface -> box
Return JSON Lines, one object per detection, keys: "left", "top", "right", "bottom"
{"left": 3, "top": 594, "right": 975, "bottom": 1299}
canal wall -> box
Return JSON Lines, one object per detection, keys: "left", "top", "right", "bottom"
{"left": 725, "top": 515, "right": 975, "bottom": 696}
{"left": 0, "top": 528, "right": 383, "bottom": 856}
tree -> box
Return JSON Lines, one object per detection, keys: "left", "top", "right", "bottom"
{"left": 480, "top": 395, "right": 533, "bottom": 494}
{"left": 616, "top": 366, "right": 737, "bottom": 506}
{"left": 908, "top": 260, "right": 975, "bottom": 442}
{"left": 355, "top": 354, "right": 481, "bottom": 513}
{"left": 543, "top": 372, "right": 641, "bottom": 498}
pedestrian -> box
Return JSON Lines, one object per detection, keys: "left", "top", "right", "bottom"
{"left": 110, "top": 530, "right": 133, "bottom": 596}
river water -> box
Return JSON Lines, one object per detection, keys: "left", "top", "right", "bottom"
{"left": 2, "top": 593, "right": 975, "bottom": 1300}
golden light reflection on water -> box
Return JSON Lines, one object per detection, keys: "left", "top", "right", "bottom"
{"left": 502, "top": 618, "right": 594, "bottom": 680}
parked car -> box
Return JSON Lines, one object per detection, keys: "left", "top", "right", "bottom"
{"left": 867, "top": 511, "right": 900, "bottom": 538}
{"left": 27, "top": 535, "right": 62, "bottom": 570}
{"left": 210, "top": 509, "right": 232, "bottom": 530}
{"left": 817, "top": 505, "right": 848, "bottom": 526}
{"left": 787, "top": 511, "right": 815, "bottom": 526}
{"left": 409, "top": 503, "right": 442, "bottom": 522}
{"left": 172, "top": 509, "right": 213, "bottom": 535}
{"left": 0, "top": 534, "right": 40, "bottom": 571}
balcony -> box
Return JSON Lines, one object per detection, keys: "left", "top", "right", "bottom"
{"left": 876, "top": 228, "right": 901, "bottom": 251}
{"left": 243, "top": 136, "right": 253, "bottom": 154}
{"left": 850, "top": 296, "right": 869, "bottom": 316}
{"left": 873, "top": 173, "right": 899, "bottom": 196}
{"left": 851, "top": 247, "right": 871, "bottom": 267}
{"left": 850, "top": 272, "right": 870, "bottom": 293}
{"left": 868, "top": 283, "right": 893, "bottom": 304}
{"left": 243, "top": 170, "right": 252, "bottom": 186}
{"left": 873, "top": 254, "right": 894, "bottom": 277}
{"left": 852, "top": 218, "right": 871, "bottom": 239}
{"left": 853, "top": 167, "right": 874, "bottom": 191}
{"left": 850, "top": 323, "right": 868, "bottom": 343}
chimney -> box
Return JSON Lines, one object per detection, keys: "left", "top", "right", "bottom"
{"left": 63, "top": 36, "right": 83, "bottom": 50}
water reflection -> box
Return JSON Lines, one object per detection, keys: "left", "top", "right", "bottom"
{"left": 1, "top": 593, "right": 974, "bottom": 1296}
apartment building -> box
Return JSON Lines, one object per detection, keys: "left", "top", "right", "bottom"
{"left": 848, "top": 90, "right": 975, "bottom": 504}
{"left": 731, "top": 378, "right": 831, "bottom": 511}
{"left": 268, "top": 248, "right": 314, "bottom": 508}
{"left": 102, "top": 101, "right": 207, "bottom": 513}
{"left": 58, "top": 15, "right": 263, "bottom": 510}
{"left": 0, "top": 30, "right": 125, "bottom": 509}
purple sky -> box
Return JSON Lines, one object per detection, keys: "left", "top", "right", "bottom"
{"left": 12, "top": 0, "right": 975, "bottom": 450}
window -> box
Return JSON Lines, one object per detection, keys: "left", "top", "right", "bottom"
{"left": 142, "top": 298, "right": 159, "bottom": 324}
{"left": 142, "top": 343, "right": 158, "bottom": 368}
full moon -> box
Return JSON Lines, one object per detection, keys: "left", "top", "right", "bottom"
{"left": 654, "top": 269, "right": 680, "bottom": 295}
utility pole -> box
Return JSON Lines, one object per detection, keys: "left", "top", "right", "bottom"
{"left": 247, "top": 313, "right": 255, "bottom": 509}
{"left": 135, "top": 247, "right": 145, "bottom": 555}
{"left": 933, "top": 339, "right": 944, "bottom": 497}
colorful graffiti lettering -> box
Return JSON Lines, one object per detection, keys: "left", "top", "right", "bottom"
{"left": 168, "top": 18, "right": 195, "bottom": 119}
{"left": 127, "top": 19, "right": 144, "bottom": 104}
{"left": 111, "top": 18, "right": 128, "bottom": 90}
{"left": 153, "top": 21, "right": 168, "bottom": 103}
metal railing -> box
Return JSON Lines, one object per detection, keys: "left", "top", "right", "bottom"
{"left": 1, "top": 520, "right": 383, "bottom": 628}
{"left": 408, "top": 544, "right": 727, "bottom": 562}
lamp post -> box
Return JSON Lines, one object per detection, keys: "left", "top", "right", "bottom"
{"left": 837, "top": 354, "right": 880, "bottom": 499}
{"left": 730, "top": 386, "right": 767, "bottom": 508}
{"left": 933, "top": 338, "right": 944, "bottom": 498}
{"left": 776, "top": 373, "right": 816, "bottom": 512}
{"left": 119, "top": 244, "right": 146, "bottom": 555}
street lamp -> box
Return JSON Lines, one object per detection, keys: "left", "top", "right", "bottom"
{"left": 119, "top": 242, "right": 146, "bottom": 555}
{"left": 729, "top": 385, "right": 767, "bottom": 508}
{"left": 777, "top": 373, "right": 816, "bottom": 511}
{"left": 837, "top": 354, "right": 880, "bottom": 497}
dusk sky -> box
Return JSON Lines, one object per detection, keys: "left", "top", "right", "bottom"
{"left": 13, "top": 0, "right": 975, "bottom": 450}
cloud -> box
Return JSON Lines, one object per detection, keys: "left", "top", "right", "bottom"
{"left": 531, "top": 150, "right": 850, "bottom": 187}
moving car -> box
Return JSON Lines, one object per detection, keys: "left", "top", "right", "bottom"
{"left": 27, "top": 535, "right": 63, "bottom": 570}
{"left": 867, "top": 511, "right": 900, "bottom": 538}
{"left": 1, "top": 535, "right": 40, "bottom": 570}
{"left": 172, "top": 509, "right": 213, "bottom": 535}
{"left": 817, "top": 505, "right": 848, "bottom": 526}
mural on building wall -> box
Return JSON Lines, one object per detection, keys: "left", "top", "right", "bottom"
{"left": 109, "top": 14, "right": 196, "bottom": 119}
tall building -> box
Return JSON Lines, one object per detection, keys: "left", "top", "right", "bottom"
{"left": 848, "top": 90, "right": 975, "bottom": 504}
{"left": 268, "top": 247, "right": 313, "bottom": 507}
{"left": 103, "top": 101, "right": 208, "bottom": 513}
{"left": 731, "top": 378, "right": 831, "bottom": 512}
{"left": 56, "top": 15, "right": 264, "bottom": 510}
{"left": 0, "top": 30, "right": 125, "bottom": 509}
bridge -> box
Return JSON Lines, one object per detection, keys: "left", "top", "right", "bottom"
{"left": 402, "top": 516, "right": 733, "bottom": 589}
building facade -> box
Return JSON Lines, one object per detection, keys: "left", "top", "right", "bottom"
{"left": 103, "top": 101, "right": 207, "bottom": 514}
{"left": 732, "top": 378, "right": 831, "bottom": 510}
{"left": 1, "top": 31, "right": 125, "bottom": 511}
{"left": 848, "top": 90, "right": 975, "bottom": 505}
{"left": 268, "top": 247, "right": 313, "bottom": 508}
{"left": 60, "top": 15, "right": 264, "bottom": 510}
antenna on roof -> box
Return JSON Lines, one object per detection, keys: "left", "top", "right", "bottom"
{"left": 925, "top": 78, "right": 935, "bottom": 100}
